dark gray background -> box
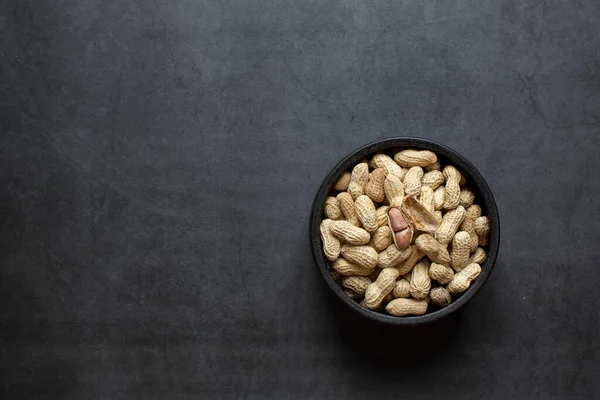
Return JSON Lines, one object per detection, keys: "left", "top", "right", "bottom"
{"left": 1, "top": 0, "right": 599, "bottom": 398}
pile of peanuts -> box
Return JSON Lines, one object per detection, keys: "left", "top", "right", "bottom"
{"left": 320, "top": 149, "right": 490, "bottom": 316}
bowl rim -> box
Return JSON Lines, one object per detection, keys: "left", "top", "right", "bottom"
{"left": 310, "top": 137, "right": 500, "bottom": 325}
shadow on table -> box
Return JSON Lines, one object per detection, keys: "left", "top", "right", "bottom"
{"left": 324, "top": 289, "right": 462, "bottom": 368}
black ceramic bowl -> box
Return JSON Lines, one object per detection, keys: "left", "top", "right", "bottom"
{"left": 310, "top": 137, "right": 500, "bottom": 325}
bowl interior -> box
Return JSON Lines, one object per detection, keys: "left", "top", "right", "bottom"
{"left": 310, "top": 137, "right": 500, "bottom": 325}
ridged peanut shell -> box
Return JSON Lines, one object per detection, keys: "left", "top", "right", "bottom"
{"left": 394, "top": 149, "right": 437, "bottom": 167}
{"left": 342, "top": 276, "right": 371, "bottom": 295}
{"left": 376, "top": 206, "right": 391, "bottom": 227}
{"left": 341, "top": 245, "right": 378, "bottom": 270}
{"left": 474, "top": 216, "right": 490, "bottom": 246}
{"left": 415, "top": 234, "right": 451, "bottom": 265}
{"left": 329, "top": 220, "right": 370, "bottom": 245}
{"left": 409, "top": 259, "right": 431, "bottom": 300}
{"left": 354, "top": 195, "right": 378, "bottom": 233}
{"left": 386, "top": 298, "right": 428, "bottom": 316}
{"left": 419, "top": 186, "right": 435, "bottom": 213}
{"left": 364, "top": 168, "right": 386, "bottom": 203}
{"left": 384, "top": 174, "right": 404, "bottom": 207}
{"left": 429, "top": 262, "right": 454, "bottom": 284}
{"left": 332, "top": 258, "right": 373, "bottom": 276}
{"left": 347, "top": 163, "right": 369, "bottom": 200}
{"left": 447, "top": 263, "right": 481, "bottom": 294}
{"left": 442, "top": 165, "right": 461, "bottom": 209}
{"left": 364, "top": 268, "right": 399, "bottom": 309}
{"left": 461, "top": 204, "right": 482, "bottom": 253}
{"left": 468, "top": 247, "right": 487, "bottom": 265}
{"left": 334, "top": 171, "right": 351, "bottom": 191}
{"left": 320, "top": 219, "right": 340, "bottom": 261}
{"left": 422, "top": 170, "right": 445, "bottom": 190}
{"left": 403, "top": 166, "right": 424, "bottom": 197}
{"left": 373, "top": 153, "right": 405, "bottom": 179}
{"left": 324, "top": 196, "right": 343, "bottom": 220}
{"left": 435, "top": 205, "right": 466, "bottom": 246}
{"left": 392, "top": 278, "right": 411, "bottom": 298}
{"left": 369, "top": 226, "right": 393, "bottom": 252}
{"left": 450, "top": 231, "right": 471, "bottom": 272}
{"left": 378, "top": 243, "right": 412, "bottom": 269}
{"left": 429, "top": 287, "right": 452, "bottom": 307}
{"left": 459, "top": 188, "right": 475, "bottom": 208}
{"left": 433, "top": 186, "right": 446, "bottom": 211}
{"left": 395, "top": 246, "right": 425, "bottom": 276}
{"left": 336, "top": 192, "right": 360, "bottom": 226}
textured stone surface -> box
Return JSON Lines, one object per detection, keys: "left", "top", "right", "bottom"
{"left": 1, "top": 0, "right": 599, "bottom": 398}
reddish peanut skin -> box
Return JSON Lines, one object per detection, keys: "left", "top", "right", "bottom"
{"left": 387, "top": 207, "right": 411, "bottom": 249}
{"left": 394, "top": 230, "right": 412, "bottom": 250}
{"left": 388, "top": 208, "right": 408, "bottom": 231}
